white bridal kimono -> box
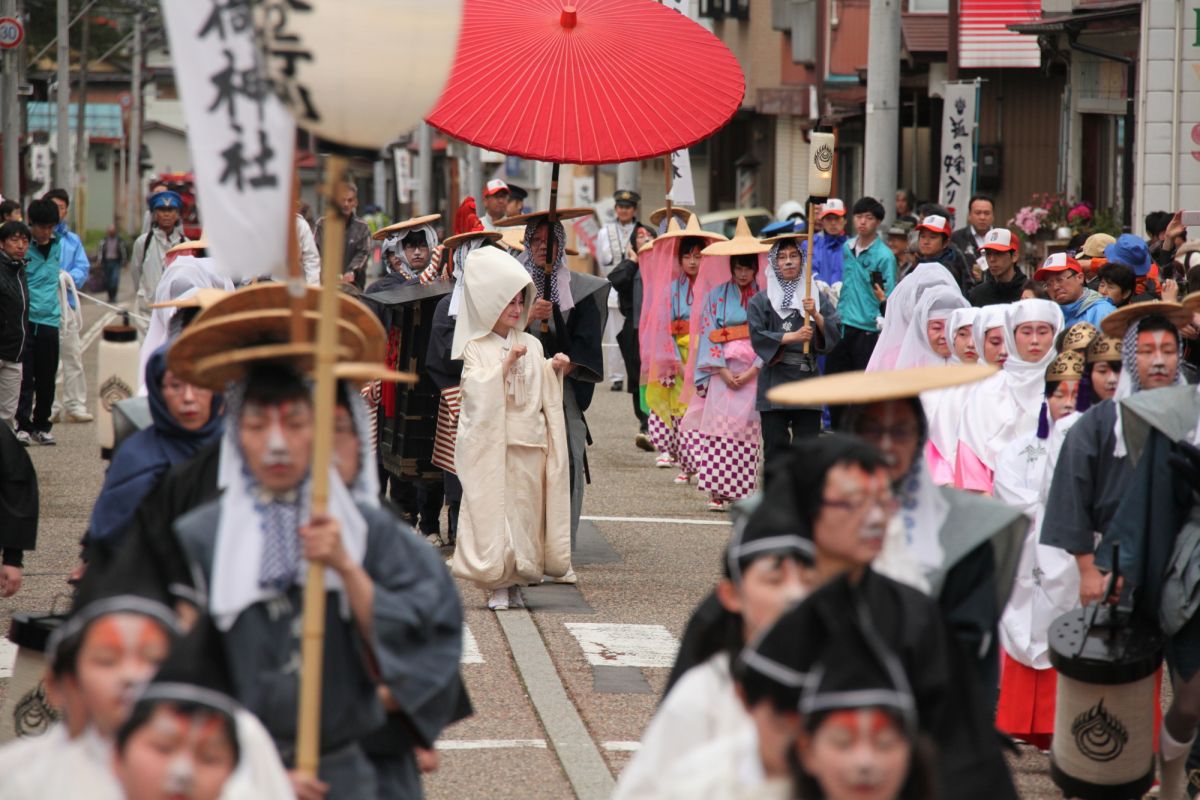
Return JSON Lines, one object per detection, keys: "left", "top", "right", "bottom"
{"left": 449, "top": 247, "right": 573, "bottom": 590}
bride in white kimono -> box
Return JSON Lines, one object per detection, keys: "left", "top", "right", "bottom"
{"left": 449, "top": 246, "right": 574, "bottom": 611}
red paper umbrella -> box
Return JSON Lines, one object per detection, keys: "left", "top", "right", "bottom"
{"left": 426, "top": 0, "right": 745, "bottom": 164}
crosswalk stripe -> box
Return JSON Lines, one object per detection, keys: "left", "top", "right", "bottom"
{"left": 0, "top": 638, "right": 16, "bottom": 680}
{"left": 462, "top": 626, "right": 484, "bottom": 665}
{"left": 565, "top": 622, "right": 679, "bottom": 669}
{"left": 437, "top": 739, "right": 547, "bottom": 750}
{"left": 582, "top": 514, "right": 728, "bottom": 527}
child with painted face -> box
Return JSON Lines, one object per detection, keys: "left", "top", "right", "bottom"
{"left": 0, "top": 587, "right": 181, "bottom": 799}
{"left": 613, "top": 500, "right": 814, "bottom": 799}
{"left": 111, "top": 618, "right": 292, "bottom": 800}
{"left": 791, "top": 614, "right": 933, "bottom": 800}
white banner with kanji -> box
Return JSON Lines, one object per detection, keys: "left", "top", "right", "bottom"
{"left": 161, "top": 1, "right": 296, "bottom": 281}
{"left": 668, "top": 149, "right": 696, "bottom": 207}
{"left": 937, "top": 82, "right": 977, "bottom": 213}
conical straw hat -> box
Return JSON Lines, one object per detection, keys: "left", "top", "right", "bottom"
{"left": 1100, "top": 300, "right": 1193, "bottom": 338}
{"left": 701, "top": 217, "right": 771, "bottom": 257}
{"left": 766, "top": 363, "right": 997, "bottom": 406}
{"left": 657, "top": 213, "right": 727, "bottom": 243}
{"left": 441, "top": 229, "right": 502, "bottom": 250}
{"left": 372, "top": 213, "right": 441, "bottom": 241}
{"left": 650, "top": 206, "right": 693, "bottom": 227}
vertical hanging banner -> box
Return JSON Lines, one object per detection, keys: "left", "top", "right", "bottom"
{"left": 160, "top": 0, "right": 296, "bottom": 281}
{"left": 937, "top": 82, "right": 977, "bottom": 212}
{"left": 668, "top": 149, "right": 696, "bottom": 206}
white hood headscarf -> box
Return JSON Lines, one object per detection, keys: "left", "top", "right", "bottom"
{"left": 765, "top": 239, "right": 808, "bottom": 318}
{"left": 973, "top": 304, "right": 1009, "bottom": 365}
{"left": 451, "top": 246, "right": 538, "bottom": 360}
{"left": 894, "top": 287, "right": 970, "bottom": 369}
{"left": 958, "top": 299, "right": 1064, "bottom": 469}
{"left": 138, "top": 256, "right": 234, "bottom": 393}
{"left": 518, "top": 219, "right": 574, "bottom": 313}
{"left": 947, "top": 307, "right": 980, "bottom": 364}
{"left": 866, "top": 263, "right": 961, "bottom": 372}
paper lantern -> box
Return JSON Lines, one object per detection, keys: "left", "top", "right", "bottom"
{"left": 808, "top": 132, "right": 836, "bottom": 199}
{"left": 256, "top": 0, "right": 463, "bottom": 149}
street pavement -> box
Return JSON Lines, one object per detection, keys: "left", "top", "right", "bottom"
{"left": 0, "top": 278, "right": 1061, "bottom": 798}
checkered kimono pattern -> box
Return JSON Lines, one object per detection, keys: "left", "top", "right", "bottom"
{"left": 677, "top": 428, "right": 703, "bottom": 476}
{"left": 696, "top": 435, "right": 760, "bottom": 501}
{"left": 648, "top": 413, "right": 680, "bottom": 461}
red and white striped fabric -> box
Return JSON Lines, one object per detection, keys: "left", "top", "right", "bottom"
{"left": 360, "top": 380, "right": 381, "bottom": 450}
{"left": 432, "top": 385, "right": 461, "bottom": 473}
{"left": 960, "top": 0, "right": 1041, "bottom": 69}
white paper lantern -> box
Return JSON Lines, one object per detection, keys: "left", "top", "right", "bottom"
{"left": 256, "top": 0, "right": 463, "bottom": 149}
{"left": 808, "top": 131, "right": 836, "bottom": 199}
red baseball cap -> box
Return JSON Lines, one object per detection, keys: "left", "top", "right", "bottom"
{"left": 915, "top": 215, "right": 952, "bottom": 237}
{"left": 819, "top": 198, "right": 846, "bottom": 217}
{"left": 1034, "top": 252, "right": 1083, "bottom": 281}
{"left": 980, "top": 228, "right": 1017, "bottom": 253}
{"left": 484, "top": 179, "right": 510, "bottom": 197}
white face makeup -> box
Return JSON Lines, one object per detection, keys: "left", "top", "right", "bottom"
{"left": 800, "top": 709, "right": 912, "bottom": 800}
{"left": 1135, "top": 328, "right": 1180, "bottom": 389}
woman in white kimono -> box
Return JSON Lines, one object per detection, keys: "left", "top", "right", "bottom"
{"left": 449, "top": 246, "right": 574, "bottom": 611}
{"left": 992, "top": 347, "right": 1087, "bottom": 750}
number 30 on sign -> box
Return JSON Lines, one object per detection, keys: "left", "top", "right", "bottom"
{"left": 0, "top": 17, "right": 24, "bottom": 50}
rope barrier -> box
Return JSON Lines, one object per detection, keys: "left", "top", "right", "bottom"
{"left": 74, "top": 291, "right": 151, "bottom": 323}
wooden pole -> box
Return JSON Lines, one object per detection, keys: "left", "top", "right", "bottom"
{"left": 663, "top": 153, "right": 673, "bottom": 223}
{"left": 295, "top": 152, "right": 347, "bottom": 778}
{"left": 287, "top": 167, "right": 306, "bottom": 344}
{"left": 803, "top": 201, "right": 815, "bottom": 355}
{"left": 542, "top": 162, "right": 560, "bottom": 334}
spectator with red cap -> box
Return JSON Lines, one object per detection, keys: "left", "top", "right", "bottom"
{"left": 480, "top": 179, "right": 510, "bottom": 231}
{"left": 915, "top": 213, "right": 973, "bottom": 292}
{"left": 1034, "top": 252, "right": 1115, "bottom": 328}
{"left": 810, "top": 198, "right": 847, "bottom": 286}
{"left": 969, "top": 228, "right": 1028, "bottom": 307}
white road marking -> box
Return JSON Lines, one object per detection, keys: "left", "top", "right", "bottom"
{"left": 582, "top": 514, "right": 728, "bottom": 527}
{"left": 437, "top": 739, "right": 548, "bottom": 750}
{"left": 0, "top": 638, "right": 17, "bottom": 679}
{"left": 80, "top": 311, "right": 117, "bottom": 354}
{"left": 462, "top": 626, "right": 484, "bottom": 665}
{"left": 602, "top": 741, "right": 642, "bottom": 752}
{"left": 565, "top": 622, "right": 679, "bottom": 669}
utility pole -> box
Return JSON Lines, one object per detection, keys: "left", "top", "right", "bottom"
{"left": 863, "top": 0, "right": 900, "bottom": 215}
{"left": 54, "top": 0, "right": 69, "bottom": 191}
{"left": 125, "top": 10, "right": 142, "bottom": 236}
{"left": 74, "top": 8, "right": 88, "bottom": 228}
{"left": 416, "top": 121, "right": 432, "bottom": 215}
{"left": 1, "top": 0, "right": 19, "bottom": 201}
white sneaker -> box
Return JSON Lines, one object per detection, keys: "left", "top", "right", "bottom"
{"left": 15, "top": 430, "right": 30, "bottom": 446}
{"left": 66, "top": 409, "right": 94, "bottom": 423}
{"left": 487, "top": 588, "right": 510, "bottom": 611}
{"left": 674, "top": 472, "right": 692, "bottom": 485}
{"left": 655, "top": 454, "right": 675, "bottom": 468}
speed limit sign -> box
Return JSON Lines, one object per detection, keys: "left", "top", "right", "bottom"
{"left": 0, "top": 17, "right": 24, "bottom": 50}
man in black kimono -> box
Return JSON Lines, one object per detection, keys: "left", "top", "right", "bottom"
{"left": 748, "top": 233, "right": 840, "bottom": 464}
{"left": 1043, "top": 305, "right": 1188, "bottom": 606}
{"left": 171, "top": 361, "right": 463, "bottom": 799}
{"left": 606, "top": 221, "right": 656, "bottom": 450}
{"left": 735, "top": 433, "right": 1017, "bottom": 799}
{"left": 505, "top": 210, "right": 607, "bottom": 549}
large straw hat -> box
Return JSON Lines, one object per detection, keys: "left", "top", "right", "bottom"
{"left": 441, "top": 229, "right": 502, "bottom": 250}
{"left": 169, "top": 310, "right": 373, "bottom": 389}
{"left": 166, "top": 238, "right": 208, "bottom": 256}
{"left": 493, "top": 208, "right": 594, "bottom": 228}
{"left": 500, "top": 227, "right": 526, "bottom": 253}
{"left": 656, "top": 213, "right": 726, "bottom": 243}
{"left": 649, "top": 206, "right": 693, "bottom": 227}
{"left": 1182, "top": 290, "right": 1200, "bottom": 315}
{"left": 191, "top": 283, "right": 382, "bottom": 352}
{"left": 149, "top": 287, "right": 230, "bottom": 311}
{"left": 334, "top": 361, "right": 418, "bottom": 386}
{"left": 372, "top": 213, "right": 441, "bottom": 241}
{"left": 766, "top": 364, "right": 996, "bottom": 407}
{"left": 701, "top": 217, "right": 771, "bottom": 257}
{"left": 1099, "top": 300, "right": 1193, "bottom": 338}
{"left": 760, "top": 229, "right": 808, "bottom": 246}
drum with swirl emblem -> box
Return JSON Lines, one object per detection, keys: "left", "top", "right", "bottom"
{"left": 0, "top": 613, "right": 65, "bottom": 743}
{"left": 1049, "top": 602, "right": 1163, "bottom": 799}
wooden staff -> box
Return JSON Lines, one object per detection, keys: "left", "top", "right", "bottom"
{"left": 286, "top": 166, "right": 306, "bottom": 344}
{"left": 295, "top": 152, "right": 347, "bottom": 778}
{"left": 542, "top": 162, "right": 561, "bottom": 335}
{"left": 803, "top": 200, "right": 815, "bottom": 355}
{"left": 663, "top": 153, "right": 673, "bottom": 225}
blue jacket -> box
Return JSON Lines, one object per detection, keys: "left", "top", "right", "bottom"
{"left": 26, "top": 236, "right": 63, "bottom": 328}
{"left": 55, "top": 221, "right": 90, "bottom": 309}
{"left": 1060, "top": 288, "right": 1115, "bottom": 329}
{"left": 839, "top": 236, "right": 897, "bottom": 333}
{"left": 812, "top": 232, "right": 847, "bottom": 285}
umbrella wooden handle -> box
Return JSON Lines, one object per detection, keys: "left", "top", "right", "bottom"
{"left": 803, "top": 200, "right": 815, "bottom": 355}
{"left": 295, "top": 153, "right": 347, "bottom": 778}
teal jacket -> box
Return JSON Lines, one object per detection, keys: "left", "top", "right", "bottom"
{"left": 54, "top": 221, "right": 90, "bottom": 309}
{"left": 26, "top": 237, "right": 63, "bottom": 328}
{"left": 838, "top": 235, "right": 897, "bottom": 333}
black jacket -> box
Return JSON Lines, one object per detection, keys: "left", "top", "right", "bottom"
{"left": 932, "top": 243, "right": 976, "bottom": 294}
{"left": 0, "top": 251, "right": 28, "bottom": 362}
{"left": 969, "top": 268, "right": 1028, "bottom": 307}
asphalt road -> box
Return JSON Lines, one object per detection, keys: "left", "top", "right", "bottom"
{"left": 0, "top": 275, "right": 1062, "bottom": 799}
